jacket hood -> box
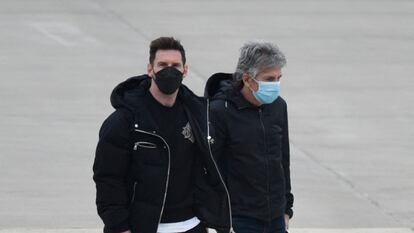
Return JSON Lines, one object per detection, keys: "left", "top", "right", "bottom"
{"left": 110, "top": 74, "right": 203, "bottom": 111}
{"left": 204, "top": 73, "right": 234, "bottom": 99}
{"left": 204, "top": 72, "right": 254, "bottom": 109}
{"left": 110, "top": 75, "right": 151, "bottom": 111}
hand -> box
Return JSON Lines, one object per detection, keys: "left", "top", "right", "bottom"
{"left": 120, "top": 231, "right": 131, "bottom": 233}
{"left": 284, "top": 214, "right": 290, "bottom": 231}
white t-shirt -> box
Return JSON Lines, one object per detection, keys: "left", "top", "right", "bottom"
{"left": 157, "top": 216, "right": 201, "bottom": 233}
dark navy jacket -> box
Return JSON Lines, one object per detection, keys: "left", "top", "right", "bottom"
{"left": 205, "top": 73, "right": 294, "bottom": 222}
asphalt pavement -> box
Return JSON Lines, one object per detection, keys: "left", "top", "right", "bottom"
{"left": 0, "top": 0, "right": 413, "bottom": 231}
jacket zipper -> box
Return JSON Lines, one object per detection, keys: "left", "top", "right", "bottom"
{"left": 206, "top": 99, "right": 235, "bottom": 233}
{"left": 258, "top": 108, "right": 271, "bottom": 223}
{"left": 133, "top": 129, "right": 171, "bottom": 233}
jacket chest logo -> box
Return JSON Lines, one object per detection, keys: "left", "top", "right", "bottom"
{"left": 182, "top": 122, "right": 195, "bottom": 143}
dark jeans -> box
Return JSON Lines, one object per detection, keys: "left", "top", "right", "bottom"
{"left": 219, "top": 216, "right": 286, "bottom": 233}
{"left": 185, "top": 223, "right": 208, "bottom": 233}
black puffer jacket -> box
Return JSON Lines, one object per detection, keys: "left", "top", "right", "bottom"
{"left": 205, "top": 73, "right": 294, "bottom": 222}
{"left": 93, "top": 75, "right": 231, "bottom": 233}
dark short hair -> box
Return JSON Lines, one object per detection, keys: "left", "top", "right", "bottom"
{"left": 149, "top": 37, "right": 186, "bottom": 64}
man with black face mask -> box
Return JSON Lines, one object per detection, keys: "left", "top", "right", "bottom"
{"left": 93, "top": 37, "right": 232, "bottom": 233}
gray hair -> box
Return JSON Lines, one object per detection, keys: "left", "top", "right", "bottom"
{"left": 234, "top": 41, "right": 286, "bottom": 89}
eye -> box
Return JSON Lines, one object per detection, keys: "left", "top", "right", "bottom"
{"left": 172, "top": 63, "right": 182, "bottom": 68}
{"left": 266, "top": 75, "right": 282, "bottom": 82}
{"left": 158, "top": 62, "right": 168, "bottom": 68}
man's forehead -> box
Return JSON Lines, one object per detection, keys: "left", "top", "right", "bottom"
{"left": 154, "top": 49, "right": 182, "bottom": 61}
{"left": 258, "top": 66, "right": 282, "bottom": 76}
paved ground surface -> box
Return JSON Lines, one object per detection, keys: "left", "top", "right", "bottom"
{"left": 0, "top": 229, "right": 413, "bottom": 233}
{"left": 1, "top": 0, "right": 413, "bottom": 231}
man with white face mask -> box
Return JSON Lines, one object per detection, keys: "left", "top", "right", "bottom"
{"left": 205, "top": 41, "right": 294, "bottom": 233}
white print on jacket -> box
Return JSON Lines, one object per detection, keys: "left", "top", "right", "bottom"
{"left": 182, "top": 122, "right": 195, "bottom": 143}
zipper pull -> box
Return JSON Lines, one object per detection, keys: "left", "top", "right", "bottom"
{"left": 207, "top": 135, "right": 215, "bottom": 144}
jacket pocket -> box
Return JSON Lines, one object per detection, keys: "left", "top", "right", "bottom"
{"left": 271, "top": 124, "right": 282, "bottom": 133}
{"left": 132, "top": 141, "right": 165, "bottom": 166}
{"left": 130, "top": 181, "right": 138, "bottom": 205}
{"left": 133, "top": 141, "right": 157, "bottom": 150}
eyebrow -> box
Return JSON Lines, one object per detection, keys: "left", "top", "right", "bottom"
{"left": 157, "top": 62, "right": 182, "bottom": 66}
{"left": 265, "top": 74, "right": 282, "bottom": 80}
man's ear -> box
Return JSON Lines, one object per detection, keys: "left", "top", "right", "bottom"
{"left": 242, "top": 73, "right": 251, "bottom": 88}
{"left": 182, "top": 64, "right": 189, "bottom": 78}
{"left": 147, "top": 63, "right": 154, "bottom": 77}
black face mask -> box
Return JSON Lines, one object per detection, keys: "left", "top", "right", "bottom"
{"left": 153, "top": 66, "right": 184, "bottom": 95}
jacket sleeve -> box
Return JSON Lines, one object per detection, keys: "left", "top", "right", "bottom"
{"left": 93, "top": 110, "right": 132, "bottom": 233}
{"left": 282, "top": 101, "right": 294, "bottom": 218}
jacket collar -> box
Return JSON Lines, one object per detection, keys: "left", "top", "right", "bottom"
{"left": 111, "top": 74, "right": 203, "bottom": 111}
{"left": 226, "top": 88, "right": 256, "bottom": 110}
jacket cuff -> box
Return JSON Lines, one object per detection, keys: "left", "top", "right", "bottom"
{"left": 104, "top": 219, "right": 130, "bottom": 233}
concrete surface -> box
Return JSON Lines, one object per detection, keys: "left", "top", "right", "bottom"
{"left": 0, "top": 229, "right": 413, "bottom": 233}
{"left": 0, "top": 0, "right": 413, "bottom": 231}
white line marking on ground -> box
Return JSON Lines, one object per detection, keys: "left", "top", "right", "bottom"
{"left": 29, "top": 22, "right": 101, "bottom": 47}
{"left": 30, "top": 22, "right": 74, "bottom": 47}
